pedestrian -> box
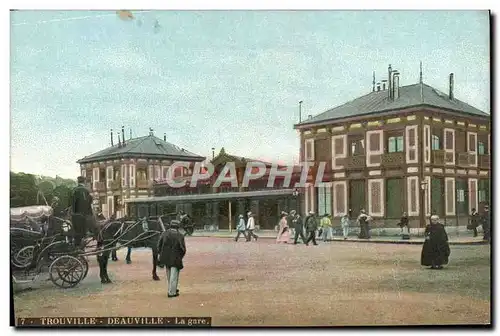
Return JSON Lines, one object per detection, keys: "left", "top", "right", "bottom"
{"left": 291, "top": 210, "right": 306, "bottom": 244}
{"left": 157, "top": 220, "right": 186, "bottom": 298}
{"left": 468, "top": 208, "right": 479, "bottom": 237}
{"left": 341, "top": 210, "right": 351, "bottom": 240}
{"left": 357, "top": 209, "right": 371, "bottom": 239}
{"left": 399, "top": 212, "right": 410, "bottom": 240}
{"left": 481, "top": 205, "right": 490, "bottom": 243}
{"left": 234, "top": 214, "right": 248, "bottom": 242}
{"left": 304, "top": 211, "right": 319, "bottom": 246}
{"left": 420, "top": 215, "right": 450, "bottom": 269}
{"left": 246, "top": 212, "right": 258, "bottom": 241}
{"left": 276, "top": 211, "right": 291, "bottom": 244}
{"left": 320, "top": 213, "right": 332, "bottom": 242}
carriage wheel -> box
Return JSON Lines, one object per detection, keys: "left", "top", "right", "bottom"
{"left": 49, "top": 255, "right": 85, "bottom": 288}
{"left": 12, "top": 246, "right": 34, "bottom": 269}
{"left": 77, "top": 256, "right": 89, "bottom": 280}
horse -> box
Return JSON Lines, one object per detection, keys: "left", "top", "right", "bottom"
{"left": 93, "top": 216, "right": 165, "bottom": 284}
{"left": 116, "top": 213, "right": 193, "bottom": 265}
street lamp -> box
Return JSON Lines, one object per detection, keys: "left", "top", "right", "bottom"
{"left": 292, "top": 188, "right": 299, "bottom": 197}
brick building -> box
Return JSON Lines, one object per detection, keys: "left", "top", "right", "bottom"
{"left": 77, "top": 128, "right": 205, "bottom": 218}
{"left": 294, "top": 66, "right": 490, "bottom": 228}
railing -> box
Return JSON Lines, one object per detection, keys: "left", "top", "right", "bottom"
{"left": 381, "top": 152, "right": 405, "bottom": 168}
{"left": 137, "top": 180, "right": 151, "bottom": 189}
{"left": 479, "top": 155, "right": 490, "bottom": 169}
{"left": 110, "top": 180, "right": 121, "bottom": 190}
{"left": 457, "top": 152, "right": 471, "bottom": 168}
{"left": 432, "top": 150, "right": 445, "bottom": 166}
{"left": 345, "top": 155, "right": 366, "bottom": 169}
{"left": 95, "top": 181, "right": 106, "bottom": 191}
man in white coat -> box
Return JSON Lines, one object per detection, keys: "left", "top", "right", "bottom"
{"left": 246, "top": 211, "right": 258, "bottom": 241}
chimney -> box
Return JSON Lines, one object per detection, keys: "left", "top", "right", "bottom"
{"left": 381, "top": 80, "right": 387, "bottom": 91}
{"left": 376, "top": 82, "right": 381, "bottom": 91}
{"left": 110, "top": 129, "right": 114, "bottom": 146}
{"left": 449, "top": 73, "right": 454, "bottom": 100}
{"left": 149, "top": 127, "right": 154, "bottom": 136}
{"left": 393, "top": 72, "right": 400, "bottom": 99}
{"left": 163, "top": 133, "right": 166, "bottom": 141}
{"left": 388, "top": 64, "right": 393, "bottom": 99}
{"left": 118, "top": 133, "right": 122, "bottom": 147}
{"left": 121, "top": 126, "right": 125, "bottom": 146}
{"left": 129, "top": 128, "right": 132, "bottom": 140}
{"left": 372, "top": 71, "right": 376, "bottom": 92}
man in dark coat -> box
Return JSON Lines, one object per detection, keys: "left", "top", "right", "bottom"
{"left": 157, "top": 220, "right": 186, "bottom": 298}
{"left": 421, "top": 215, "right": 450, "bottom": 269}
{"left": 290, "top": 210, "right": 306, "bottom": 244}
{"left": 481, "top": 205, "right": 490, "bottom": 243}
{"left": 304, "top": 211, "right": 319, "bottom": 246}
{"left": 69, "top": 176, "right": 97, "bottom": 248}
{"left": 468, "top": 208, "right": 479, "bottom": 237}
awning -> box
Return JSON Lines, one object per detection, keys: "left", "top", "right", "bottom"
{"left": 125, "top": 188, "right": 296, "bottom": 204}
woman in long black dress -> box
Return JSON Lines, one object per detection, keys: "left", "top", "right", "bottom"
{"left": 421, "top": 215, "right": 450, "bottom": 269}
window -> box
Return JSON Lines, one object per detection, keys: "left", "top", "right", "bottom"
{"left": 387, "top": 136, "right": 404, "bottom": 153}
{"left": 431, "top": 135, "right": 440, "bottom": 150}
{"left": 478, "top": 142, "right": 486, "bottom": 155}
{"left": 137, "top": 169, "right": 147, "bottom": 181}
{"left": 317, "top": 185, "right": 332, "bottom": 216}
{"left": 99, "top": 168, "right": 106, "bottom": 181}
{"left": 350, "top": 139, "right": 365, "bottom": 156}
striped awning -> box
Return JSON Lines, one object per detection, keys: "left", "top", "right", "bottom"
{"left": 125, "top": 188, "right": 296, "bottom": 204}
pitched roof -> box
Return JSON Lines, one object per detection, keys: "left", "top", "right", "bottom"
{"left": 297, "top": 83, "right": 489, "bottom": 126}
{"left": 77, "top": 135, "right": 205, "bottom": 164}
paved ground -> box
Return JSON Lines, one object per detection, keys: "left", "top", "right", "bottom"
{"left": 13, "top": 237, "right": 491, "bottom": 326}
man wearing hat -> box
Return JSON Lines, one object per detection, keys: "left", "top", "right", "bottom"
{"left": 290, "top": 210, "right": 306, "bottom": 244}
{"left": 304, "top": 210, "right": 319, "bottom": 246}
{"left": 235, "top": 214, "right": 248, "bottom": 242}
{"left": 157, "top": 220, "right": 186, "bottom": 298}
{"left": 481, "top": 204, "right": 490, "bottom": 243}
{"left": 70, "top": 176, "right": 98, "bottom": 248}
{"left": 246, "top": 211, "right": 258, "bottom": 241}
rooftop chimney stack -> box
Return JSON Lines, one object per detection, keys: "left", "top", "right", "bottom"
{"left": 118, "top": 133, "right": 122, "bottom": 147}
{"left": 372, "top": 71, "right": 376, "bottom": 92}
{"left": 393, "top": 72, "right": 400, "bottom": 99}
{"left": 121, "top": 126, "right": 125, "bottom": 146}
{"left": 377, "top": 82, "right": 381, "bottom": 91}
{"left": 388, "top": 64, "right": 393, "bottom": 99}
{"left": 164, "top": 133, "right": 167, "bottom": 141}
{"left": 449, "top": 73, "right": 454, "bottom": 100}
{"left": 381, "top": 79, "right": 387, "bottom": 91}
{"left": 129, "top": 128, "right": 132, "bottom": 140}
{"left": 110, "top": 129, "right": 114, "bottom": 146}
{"left": 149, "top": 127, "right": 154, "bottom": 136}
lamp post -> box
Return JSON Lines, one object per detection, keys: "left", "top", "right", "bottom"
{"left": 420, "top": 180, "right": 428, "bottom": 236}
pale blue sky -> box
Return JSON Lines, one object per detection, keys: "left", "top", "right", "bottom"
{"left": 10, "top": 10, "right": 490, "bottom": 178}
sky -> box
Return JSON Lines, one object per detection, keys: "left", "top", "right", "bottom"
{"left": 10, "top": 10, "right": 490, "bottom": 179}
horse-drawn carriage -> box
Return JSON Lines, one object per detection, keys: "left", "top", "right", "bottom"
{"left": 10, "top": 205, "right": 90, "bottom": 288}
{"left": 10, "top": 205, "right": 191, "bottom": 288}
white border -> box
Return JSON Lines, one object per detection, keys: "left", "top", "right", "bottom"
{"left": 444, "top": 177, "right": 456, "bottom": 216}
{"left": 406, "top": 176, "right": 419, "bottom": 216}
{"left": 367, "top": 178, "right": 384, "bottom": 217}
{"left": 331, "top": 134, "right": 347, "bottom": 170}
{"left": 332, "top": 181, "right": 347, "bottom": 217}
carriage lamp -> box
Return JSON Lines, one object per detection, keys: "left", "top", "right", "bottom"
{"left": 292, "top": 189, "right": 300, "bottom": 197}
